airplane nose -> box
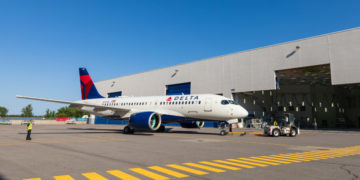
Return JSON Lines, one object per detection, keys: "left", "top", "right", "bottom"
{"left": 236, "top": 106, "right": 248, "bottom": 118}
{"left": 242, "top": 108, "right": 249, "bottom": 117}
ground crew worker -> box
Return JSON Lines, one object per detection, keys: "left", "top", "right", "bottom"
{"left": 274, "top": 120, "right": 278, "bottom": 126}
{"left": 26, "top": 120, "right": 33, "bottom": 140}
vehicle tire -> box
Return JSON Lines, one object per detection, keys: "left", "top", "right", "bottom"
{"left": 290, "top": 128, "right": 297, "bottom": 137}
{"left": 220, "top": 130, "right": 228, "bottom": 136}
{"left": 123, "top": 126, "right": 131, "bottom": 134}
{"left": 272, "top": 129, "right": 280, "bottom": 137}
{"left": 156, "top": 125, "right": 165, "bottom": 132}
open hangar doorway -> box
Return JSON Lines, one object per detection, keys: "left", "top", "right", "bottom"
{"left": 233, "top": 64, "right": 360, "bottom": 129}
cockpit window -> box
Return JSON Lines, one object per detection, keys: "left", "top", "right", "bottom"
{"left": 221, "top": 100, "right": 229, "bottom": 105}
{"left": 221, "top": 100, "right": 239, "bottom": 105}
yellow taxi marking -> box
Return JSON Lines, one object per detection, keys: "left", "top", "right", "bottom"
{"left": 82, "top": 172, "right": 108, "bottom": 180}
{"left": 226, "top": 158, "right": 268, "bottom": 167}
{"left": 130, "top": 168, "right": 169, "bottom": 180}
{"left": 183, "top": 163, "right": 226, "bottom": 173}
{"left": 213, "top": 160, "right": 255, "bottom": 168}
{"left": 285, "top": 154, "right": 325, "bottom": 160}
{"left": 258, "top": 156, "right": 302, "bottom": 163}
{"left": 269, "top": 155, "right": 311, "bottom": 161}
{"left": 25, "top": 145, "right": 360, "bottom": 180}
{"left": 54, "top": 175, "right": 75, "bottom": 180}
{"left": 148, "top": 166, "right": 189, "bottom": 178}
{"left": 282, "top": 152, "right": 346, "bottom": 159}
{"left": 238, "top": 158, "right": 280, "bottom": 165}
{"left": 106, "top": 170, "right": 140, "bottom": 180}
{"left": 250, "top": 157, "right": 291, "bottom": 164}
{"left": 167, "top": 164, "right": 208, "bottom": 175}
{"left": 199, "top": 161, "right": 240, "bottom": 170}
{"left": 271, "top": 155, "right": 311, "bottom": 161}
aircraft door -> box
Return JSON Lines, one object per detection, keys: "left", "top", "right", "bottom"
{"left": 204, "top": 98, "right": 212, "bottom": 112}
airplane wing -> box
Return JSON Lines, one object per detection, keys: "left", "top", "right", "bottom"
{"left": 16, "top": 95, "right": 130, "bottom": 113}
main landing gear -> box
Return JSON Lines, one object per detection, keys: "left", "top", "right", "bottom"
{"left": 123, "top": 126, "right": 135, "bottom": 134}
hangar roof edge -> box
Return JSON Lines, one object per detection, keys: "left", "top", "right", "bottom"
{"left": 96, "top": 27, "right": 360, "bottom": 84}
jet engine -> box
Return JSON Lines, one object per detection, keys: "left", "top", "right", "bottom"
{"left": 180, "top": 121, "right": 205, "bottom": 128}
{"left": 129, "top": 112, "right": 162, "bottom": 131}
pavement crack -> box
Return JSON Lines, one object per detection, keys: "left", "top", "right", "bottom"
{"left": 340, "top": 165, "right": 359, "bottom": 180}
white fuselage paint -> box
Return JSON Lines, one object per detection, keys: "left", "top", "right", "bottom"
{"left": 75, "top": 94, "right": 248, "bottom": 121}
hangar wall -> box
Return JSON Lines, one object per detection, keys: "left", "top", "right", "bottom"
{"left": 95, "top": 28, "right": 360, "bottom": 98}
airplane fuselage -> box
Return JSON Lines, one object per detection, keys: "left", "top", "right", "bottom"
{"left": 74, "top": 94, "right": 248, "bottom": 122}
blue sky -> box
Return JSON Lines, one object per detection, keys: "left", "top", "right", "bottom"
{"left": 0, "top": 0, "right": 359, "bottom": 115}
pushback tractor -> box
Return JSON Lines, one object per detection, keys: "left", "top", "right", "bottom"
{"left": 264, "top": 113, "right": 300, "bottom": 137}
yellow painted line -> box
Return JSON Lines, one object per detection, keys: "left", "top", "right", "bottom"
{"left": 54, "top": 175, "right": 75, "bottom": 180}
{"left": 283, "top": 152, "right": 347, "bottom": 159}
{"left": 199, "top": 161, "right": 240, "bottom": 170}
{"left": 148, "top": 166, "right": 189, "bottom": 178}
{"left": 23, "top": 178, "right": 41, "bottom": 180}
{"left": 214, "top": 160, "right": 254, "bottom": 168}
{"left": 259, "top": 156, "right": 302, "bottom": 163}
{"left": 82, "top": 172, "right": 108, "bottom": 180}
{"left": 238, "top": 158, "right": 280, "bottom": 165}
{"left": 227, "top": 158, "right": 268, "bottom": 167}
{"left": 184, "top": 163, "right": 226, "bottom": 173}
{"left": 130, "top": 168, "right": 169, "bottom": 180}
{"left": 250, "top": 157, "right": 291, "bottom": 164}
{"left": 106, "top": 170, "right": 140, "bottom": 180}
{"left": 166, "top": 164, "right": 208, "bottom": 175}
{"left": 270, "top": 155, "right": 311, "bottom": 161}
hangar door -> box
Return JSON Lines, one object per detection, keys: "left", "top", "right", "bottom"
{"left": 166, "top": 82, "right": 191, "bottom": 95}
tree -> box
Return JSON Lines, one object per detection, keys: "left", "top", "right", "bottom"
{"left": 56, "top": 106, "right": 89, "bottom": 118}
{"left": 44, "top": 109, "right": 56, "bottom": 118}
{"left": 0, "top": 106, "right": 8, "bottom": 117}
{"left": 21, "top": 104, "right": 33, "bottom": 117}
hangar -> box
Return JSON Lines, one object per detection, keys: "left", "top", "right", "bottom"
{"left": 95, "top": 27, "right": 360, "bottom": 128}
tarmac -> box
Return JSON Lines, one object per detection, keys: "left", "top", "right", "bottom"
{"left": 0, "top": 124, "right": 359, "bottom": 180}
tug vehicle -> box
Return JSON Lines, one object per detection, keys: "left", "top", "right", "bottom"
{"left": 264, "top": 113, "right": 300, "bottom": 137}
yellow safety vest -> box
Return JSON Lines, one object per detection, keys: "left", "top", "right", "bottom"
{"left": 27, "top": 122, "right": 33, "bottom": 130}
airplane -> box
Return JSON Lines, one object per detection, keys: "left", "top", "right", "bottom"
{"left": 17, "top": 67, "right": 248, "bottom": 135}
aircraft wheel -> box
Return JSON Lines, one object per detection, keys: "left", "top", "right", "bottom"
{"left": 220, "top": 130, "right": 228, "bottom": 136}
{"left": 123, "top": 126, "right": 132, "bottom": 134}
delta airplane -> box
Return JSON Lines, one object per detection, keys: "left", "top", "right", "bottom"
{"left": 17, "top": 68, "right": 248, "bottom": 135}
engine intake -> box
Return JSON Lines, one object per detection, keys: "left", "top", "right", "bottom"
{"left": 129, "top": 112, "right": 162, "bottom": 131}
{"left": 180, "top": 121, "right": 205, "bottom": 128}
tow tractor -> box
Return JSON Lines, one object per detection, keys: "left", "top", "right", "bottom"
{"left": 264, "top": 113, "right": 300, "bottom": 137}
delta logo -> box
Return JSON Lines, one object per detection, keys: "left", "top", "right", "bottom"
{"left": 166, "top": 96, "right": 199, "bottom": 101}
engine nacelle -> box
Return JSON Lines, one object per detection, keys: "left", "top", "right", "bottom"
{"left": 180, "top": 121, "right": 205, "bottom": 128}
{"left": 129, "top": 112, "right": 162, "bottom": 131}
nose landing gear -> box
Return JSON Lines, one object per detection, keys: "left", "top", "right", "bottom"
{"left": 218, "top": 121, "right": 229, "bottom": 136}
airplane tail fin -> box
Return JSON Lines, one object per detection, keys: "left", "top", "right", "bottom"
{"left": 79, "top": 67, "right": 104, "bottom": 100}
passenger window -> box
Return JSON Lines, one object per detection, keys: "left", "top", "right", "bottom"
{"left": 199, "top": 101, "right": 201, "bottom": 104}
